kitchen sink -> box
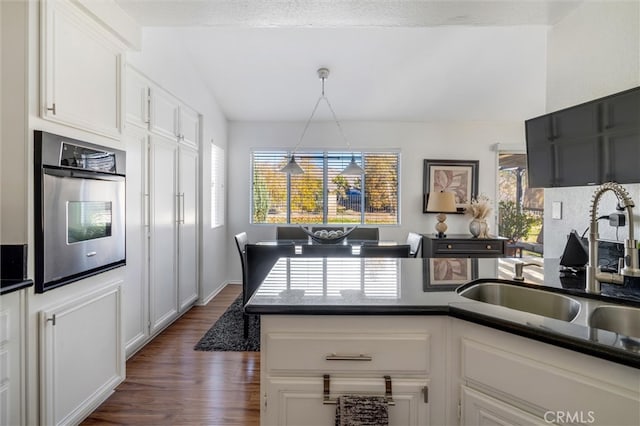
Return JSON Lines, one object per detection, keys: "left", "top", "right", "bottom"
{"left": 589, "top": 305, "right": 640, "bottom": 338}
{"left": 458, "top": 281, "right": 581, "bottom": 322}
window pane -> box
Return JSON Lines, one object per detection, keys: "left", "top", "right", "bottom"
{"left": 328, "top": 152, "right": 362, "bottom": 224}
{"left": 364, "top": 153, "right": 399, "bottom": 224}
{"left": 251, "top": 150, "right": 400, "bottom": 225}
{"left": 253, "top": 151, "right": 288, "bottom": 223}
{"left": 290, "top": 153, "right": 323, "bottom": 224}
{"left": 211, "top": 143, "right": 225, "bottom": 227}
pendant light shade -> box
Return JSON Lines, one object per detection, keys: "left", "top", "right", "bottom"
{"left": 341, "top": 154, "right": 365, "bottom": 175}
{"left": 281, "top": 68, "right": 364, "bottom": 176}
{"left": 279, "top": 155, "right": 304, "bottom": 175}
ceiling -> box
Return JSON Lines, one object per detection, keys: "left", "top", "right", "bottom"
{"left": 116, "top": 0, "right": 586, "bottom": 122}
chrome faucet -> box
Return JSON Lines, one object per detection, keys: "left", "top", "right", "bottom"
{"left": 586, "top": 182, "right": 640, "bottom": 293}
{"left": 513, "top": 261, "right": 542, "bottom": 281}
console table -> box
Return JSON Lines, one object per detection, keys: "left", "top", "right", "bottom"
{"left": 421, "top": 234, "right": 506, "bottom": 258}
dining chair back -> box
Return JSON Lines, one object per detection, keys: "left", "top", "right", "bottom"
{"left": 348, "top": 227, "right": 379, "bottom": 241}
{"left": 276, "top": 226, "right": 308, "bottom": 241}
{"left": 300, "top": 244, "right": 352, "bottom": 257}
{"left": 245, "top": 243, "right": 296, "bottom": 305}
{"left": 360, "top": 244, "right": 411, "bottom": 258}
{"left": 406, "top": 232, "right": 423, "bottom": 258}
{"left": 233, "top": 232, "right": 251, "bottom": 337}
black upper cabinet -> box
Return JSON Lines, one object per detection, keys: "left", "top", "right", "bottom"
{"left": 526, "top": 86, "right": 640, "bottom": 188}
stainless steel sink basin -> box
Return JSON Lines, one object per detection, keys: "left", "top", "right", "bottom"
{"left": 589, "top": 305, "right": 640, "bottom": 338}
{"left": 458, "top": 282, "right": 581, "bottom": 322}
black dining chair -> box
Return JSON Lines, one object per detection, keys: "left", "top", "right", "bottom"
{"left": 360, "top": 244, "right": 411, "bottom": 258}
{"left": 300, "top": 244, "right": 352, "bottom": 257}
{"left": 244, "top": 243, "right": 296, "bottom": 334}
{"left": 348, "top": 227, "right": 379, "bottom": 241}
{"left": 233, "top": 232, "right": 251, "bottom": 337}
{"left": 406, "top": 232, "right": 423, "bottom": 258}
{"left": 276, "top": 226, "right": 308, "bottom": 241}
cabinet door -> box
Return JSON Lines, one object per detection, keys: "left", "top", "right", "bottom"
{"left": 41, "top": 0, "right": 122, "bottom": 139}
{"left": 124, "top": 129, "right": 150, "bottom": 356}
{"left": 39, "top": 284, "right": 124, "bottom": 426}
{"left": 265, "top": 376, "right": 429, "bottom": 426}
{"left": 178, "top": 146, "right": 199, "bottom": 311}
{"left": 125, "top": 67, "right": 150, "bottom": 130}
{"left": 604, "top": 88, "right": 640, "bottom": 130}
{"left": 149, "top": 135, "right": 178, "bottom": 334}
{"left": 525, "top": 117, "right": 555, "bottom": 188}
{"left": 149, "top": 87, "right": 179, "bottom": 140}
{"left": 461, "top": 386, "right": 546, "bottom": 426}
{"left": 0, "top": 291, "right": 26, "bottom": 426}
{"left": 178, "top": 105, "right": 200, "bottom": 149}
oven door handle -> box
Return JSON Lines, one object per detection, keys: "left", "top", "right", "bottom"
{"left": 43, "top": 167, "right": 124, "bottom": 182}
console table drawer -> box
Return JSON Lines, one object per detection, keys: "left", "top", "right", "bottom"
{"left": 422, "top": 234, "right": 505, "bottom": 258}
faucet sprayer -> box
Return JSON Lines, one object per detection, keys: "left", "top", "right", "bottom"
{"left": 586, "top": 182, "right": 640, "bottom": 294}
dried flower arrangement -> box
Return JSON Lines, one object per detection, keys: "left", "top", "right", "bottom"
{"left": 465, "top": 194, "right": 492, "bottom": 220}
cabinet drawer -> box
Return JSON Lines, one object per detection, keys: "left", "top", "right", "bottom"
{"left": 266, "top": 332, "right": 430, "bottom": 374}
{"left": 433, "top": 240, "right": 503, "bottom": 255}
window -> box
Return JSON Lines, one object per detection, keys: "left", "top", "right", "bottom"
{"left": 251, "top": 150, "right": 400, "bottom": 225}
{"left": 211, "top": 143, "right": 225, "bottom": 227}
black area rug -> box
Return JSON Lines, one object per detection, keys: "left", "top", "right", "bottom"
{"left": 194, "top": 295, "right": 260, "bottom": 352}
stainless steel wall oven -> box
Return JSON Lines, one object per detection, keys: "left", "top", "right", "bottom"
{"left": 34, "top": 131, "right": 126, "bottom": 293}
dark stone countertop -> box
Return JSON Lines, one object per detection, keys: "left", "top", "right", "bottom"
{"left": 1, "top": 278, "right": 33, "bottom": 295}
{"left": 245, "top": 257, "right": 640, "bottom": 368}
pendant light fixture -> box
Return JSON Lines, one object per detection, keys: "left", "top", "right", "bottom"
{"left": 280, "top": 68, "right": 365, "bottom": 175}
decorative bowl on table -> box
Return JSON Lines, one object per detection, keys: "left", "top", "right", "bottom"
{"left": 299, "top": 226, "right": 357, "bottom": 244}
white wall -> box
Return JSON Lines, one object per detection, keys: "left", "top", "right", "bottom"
{"left": 227, "top": 120, "right": 524, "bottom": 281}
{"left": 544, "top": 0, "right": 640, "bottom": 258}
{"left": 127, "top": 28, "right": 230, "bottom": 302}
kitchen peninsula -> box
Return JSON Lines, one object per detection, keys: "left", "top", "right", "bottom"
{"left": 246, "top": 257, "right": 640, "bottom": 426}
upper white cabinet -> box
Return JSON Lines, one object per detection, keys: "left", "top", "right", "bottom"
{"left": 178, "top": 105, "right": 200, "bottom": 149}
{"left": 40, "top": 0, "right": 123, "bottom": 139}
{"left": 149, "top": 87, "right": 180, "bottom": 140}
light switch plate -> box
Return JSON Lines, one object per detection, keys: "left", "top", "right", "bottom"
{"left": 552, "top": 201, "right": 562, "bottom": 219}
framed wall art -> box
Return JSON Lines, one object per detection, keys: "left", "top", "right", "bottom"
{"left": 423, "top": 258, "right": 478, "bottom": 291}
{"left": 423, "top": 159, "right": 479, "bottom": 213}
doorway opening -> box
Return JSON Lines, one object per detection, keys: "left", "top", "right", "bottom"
{"left": 498, "top": 153, "right": 544, "bottom": 257}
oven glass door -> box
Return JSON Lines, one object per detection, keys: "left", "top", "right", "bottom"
{"left": 43, "top": 170, "right": 125, "bottom": 284}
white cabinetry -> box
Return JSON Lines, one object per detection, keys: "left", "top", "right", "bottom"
{"left": 123, "top": 127, "right": 149, "bottom": 353}
{"left": 39, "top": 283, "right": 124, "bottom": 426}
{"left": 123, "top": 66, "right": 200, "bottom": 356}
{"left": 451, "top": 320, "right": 640, "bottom": 426}
{"left": 0, "top": 290, "right": 26, "bottom": 426}
{"left": 148, "top": 134, "right": 179, "bottom": 333}
{"left": 261, "top": 316, "right": 445, "bottom": 426}
{"left": 40, "top": 0, "right": 123, "bottom": 138}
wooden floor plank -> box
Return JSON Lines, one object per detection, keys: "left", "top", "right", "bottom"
{"left": 82, "top": 285, "right": 260, "bottom": 425}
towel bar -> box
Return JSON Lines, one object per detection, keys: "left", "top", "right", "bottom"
{"left": 322, "top": 374, "right": 395, "bottom": 406}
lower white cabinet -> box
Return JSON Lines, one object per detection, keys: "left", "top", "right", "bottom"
{"left": 260, "top": 315, "right": 446, "bottom": 426}
{"left": 451, "top": 320, "right": 640, "bottom": 426}
{"left": 265, "top": 376, "right": 429, "bottom": 426}
{"left": 39, "top": 282, "right": 124, "bottom": 426}
{"left": 0, "top": 290, "right": 26, "bottom": 426}
{"left": 461, "top": 386, "right": 546, "bottom": 426}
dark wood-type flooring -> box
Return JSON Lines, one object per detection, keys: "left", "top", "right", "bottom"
{"left": 82, "top": 285, "right": 260, "bottom": 425}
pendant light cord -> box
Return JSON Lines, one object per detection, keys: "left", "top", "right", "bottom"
{"left": 290, "top": 75, "right": 350, "bottom": 154}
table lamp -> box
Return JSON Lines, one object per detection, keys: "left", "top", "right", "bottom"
{"left": 426, "top": 191, "right": 457, "bottom": 238}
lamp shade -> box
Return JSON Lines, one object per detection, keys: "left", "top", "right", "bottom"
{"left": 426, "top": 191, "right": 457, "bottom": 213}
{"left": 279, "top": 155, "right": 304, "bottom": 175}
{"left": 341, "top": 154, "right": 365, "bottom": 175}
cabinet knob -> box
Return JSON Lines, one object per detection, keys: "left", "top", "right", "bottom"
{"left": 486, "top": 245, "right": 492, "bottom": 249}
{"left": 447, "top": 244, "right": 452, "bottom": 249}
{"left": 46, "top": 103, "right": 56, "bottom": 115}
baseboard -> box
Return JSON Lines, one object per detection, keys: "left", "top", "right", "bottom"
{"left": 197, "top": 281, "right": 240, "bottom": 306}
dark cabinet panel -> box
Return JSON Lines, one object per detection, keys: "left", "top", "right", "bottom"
{"left": 526, "top": 86, "right": 640, "bottom": 188}
{"left": 422, "top": 234, "right": 506, "bottom": 258}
